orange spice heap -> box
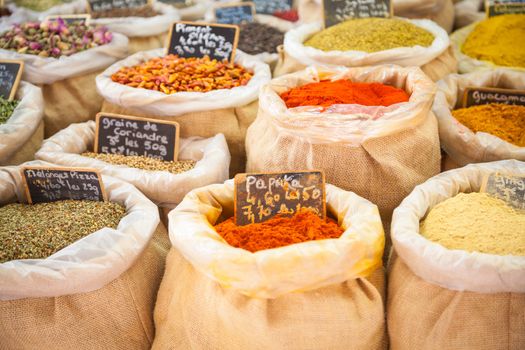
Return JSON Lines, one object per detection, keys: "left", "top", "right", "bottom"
{"left": 215, "top": 210, "right": 344, "bottom": 252}
{"left": 280, "top": 79, "right": 410, "bottom": 109}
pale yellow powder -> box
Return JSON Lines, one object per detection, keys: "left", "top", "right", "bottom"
{"left": 420, "top": 192, "right": 525, "bottom": 256}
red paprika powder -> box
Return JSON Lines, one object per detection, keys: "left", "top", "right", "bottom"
{"left": 215, "top": 210, "right": 344, "bottom": 252}
{"left": 280, "top": 79, "right": 410, "bottom": 109}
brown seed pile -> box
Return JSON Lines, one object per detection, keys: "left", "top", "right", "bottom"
{"left": 0, "top": 200, "right": 126, "bottom": 263}
{"left": 82, "top": 152, "right": 197, "bottom": 174}
{"left": 91, "top": 5, "right": 158, "bottom": 19}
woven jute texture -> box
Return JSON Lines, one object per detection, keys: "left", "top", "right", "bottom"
{"left": 0, "top": 224, "right": 170, "bottom": 350}
{"left": 128, "top": 34, "right": 168, "bottom": 55}
{"left": 387, "top": 255, "right": 525, "bottom": 350}
{"left": 1, "top": 119, "right": 43, "bottom": 166}
{"left": 102, "top": 100, "right": 258, "bottom": 177}
{"left": 152, "top": 248, "right": 387, "bottom": 350}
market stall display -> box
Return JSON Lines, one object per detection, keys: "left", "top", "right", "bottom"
{"left": 0, "top": 161, "right": 170, "bottom": 349}
{"left": 13, "top": 0, "right": 73, "bottom": 12}
{"left": 153, "top": 180, "right": 386, "bottom": 349}
{"left": 388, "top": 160, "right": 525, "bottom": 350}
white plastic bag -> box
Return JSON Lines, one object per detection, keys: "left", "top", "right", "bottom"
{"left": 433, "top": 69, "right": 525, "bottom": 166}
{"left": 96, "top": 48, "right": 271, "bottom": 116}
{"left": 177, "top": 0, "right": 213, "bottom": 20}
{"left": 454, "top": 0, "right": 484, "bottom": 29}
{"left": 36, "top": 120, "right": 231, "bottom": 208}
{"left": 0, "top": 160, "right": 160, "bottom": 301}
{"left": 0, "top": 81, "right": 44, "bottom": 165}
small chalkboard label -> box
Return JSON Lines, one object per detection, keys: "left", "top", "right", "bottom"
{"left": 87, "top": 0, "right": 150, "bottom": 12}
{"left": 486, "top": 0, "right": 525, "bottom": 16}
{"left": 322, "top": 0, "right": 392, "bottom": 28}
{"left": 22, "top": 167, "right": 106, "bottom": 204}
{"left": 167, "top": 21, "right": 239, "bottom": 62}
{"left": 45, "top": 14, "right": 92, "bottom": 24}
{"left": 234, "top": 171, "right": 326, "bottom": 226}
{"left": 463, "top": 87, "right": 525, "bottom": 107}
{"left": 214, "top": 2, "right": 255, "bottom": 24}
{"left": 94, "top": 113, "right": 180, "bottom": 161}
{"left": 157, "top": 0, "right": 187, "bottom": 4}
{"left": 481, "top": 172, "right": 525, "bottom": 210}
{"left": 0, "top": 60, "right": 24, "bottom": 101}
{"left": 246, "top": 0, "right": 292, "bottom": 14}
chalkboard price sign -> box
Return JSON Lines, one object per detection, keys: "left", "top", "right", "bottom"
{"left": 486, "top": 0, "right": 525, "bottom": 17}
{"left": 481, "top": 172, "right": 525, "bottom": 210}
{"left": 22, "top": 167, "right": 107, "bottom": 204}
{"left": 214, "top": 2, "right": 255, "bottom": 24}
{"left": 323, "top": 0, "right": 392, "bottom": 28}
{"left": 234, "top": 171, "right": 326, "bottom": 226}
{"left": 94, "top": 113, "right": 180, "bottom": 161}
{"left": 246, "top": 0, "right": 292, "bottom": 14}
{"left": 0, "top": 60, "right": 24, "bottom": 101}
{"left": 462, "top": 87, "right": 525, "bottom": 107}
{"left": 87, "top": 0, "right": 150, "bottom": 12}
{"left": 167, "top": 21, "right": 239, "bottom": 62}
{"left": 45, "top": 14, "right": 92, "bottom": 24}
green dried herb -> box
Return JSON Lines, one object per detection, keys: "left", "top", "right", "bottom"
{"left": 0, "top": 97, "right": 19, "bottom": 124}
{"left": 82, "top": 152, "right": 197, "bottom": 174}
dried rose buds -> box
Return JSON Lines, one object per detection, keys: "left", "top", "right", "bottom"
{"left": 111, "top": 55, "right": 253, "bottom": 94}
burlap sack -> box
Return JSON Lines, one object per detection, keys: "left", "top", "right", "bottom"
{"left": 454, "top": 0, "right": 484, "bottom": 29}
{"left": 451, "top": 21, "right": 525, "bottom": 74}
{"left": 297, "top": 0, "right": 454, "bottom": 32}
{"left": 388, "top": 160, "right": 525, "bottom": 350}
{"left": 273, "top": 18, "right": 457, "bottom": 81}
{"left": 0, "top": 82, "right": 44, "bottom": 166}
{"left": 153, "top": 180, "right": 386, "bottom": 350}
{"left": 96, "top": 49, "right": 271, "bottom": 176}
{"left": 0, "top": 161, "right": 170, "bottom": 349}
{"left": 36, "top": 120, "right": 231, "bottom": 208}
{"left": 433, "top": 69, "right": 525, "bottom": 168}
{"left": 246, "top": 65, "right": 441, "bottom": 228}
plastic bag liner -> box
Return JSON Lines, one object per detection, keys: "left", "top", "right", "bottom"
{"left": 454, "top": 0, "right": 484, "bottom": 29}
{"left": 433, "top": 69, "right": 525, "bottom": 166}
{"left": 96, "top": 48, "right": 271, "bottom": 117}
{"left": 178, "top": 0, "right": 213, "bottom": 20}
{"left": 168, "top": 180, "right": 384, "bottom": 298}
{"left": 36, "top": 120, "right": 231, "bottom": 208}
{"left": 0, "top": 160, "right": 160, "bottom": 301}
{"left": 0, "top": 32, "right": 129, "bottom": 85}
{"left": 0, "top": 81, "right": 44, "bottom": 165}
{"left": 451, "top": 21, "right": 525, "bottom": 74}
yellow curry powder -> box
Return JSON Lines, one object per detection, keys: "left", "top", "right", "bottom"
{"left": 452, "top": 103, "right": 525, "bottom": 147}
{"left": 420, "top": 192, "right": 525, "bottom": 256}
{"left": 462, "top": 14, "right": 525, "bottom": 68}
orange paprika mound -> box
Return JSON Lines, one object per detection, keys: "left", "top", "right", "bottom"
{"left": 215, "top": 210, "right": 344, "bottom": 253}
{"left": 280, "top": 79, "right": 410, "bottom": 108}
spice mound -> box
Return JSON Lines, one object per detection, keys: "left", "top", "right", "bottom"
{"left": 305, "top": 18, "right": 435, "bottom": 52}
{"left": 0, "top": 19, "right": 112, "bottom": 58}
{"left": 14, "top": 0, "right": 68, "bottom": 12}
{"left": 111, "top": 55, "right": 253, "bottom": 94}
{"left": 215, "top": 210, "right": 344, "bottom": 252}
{"left": 238, "top": 22, "right": 284, "bottom": 55}
{"left": 82, "top": 152, "right": 196, "bottom": 174}
{"left": 91, "top": 5, "right": 158, "bottom": 19}
{"left": 0, "top": 97, "right": 19, "bottom": 124}
{"left": 280, "top": 79, "right": 410, "bottom": 109}
{"left": 452, "top": 103, "right": 525, "bottom": 147}
{"left": 420, "top": 192, "right": 525, "bottom": 256}
{"left": 462, "top": 14, "right": 525, "bottom": 68}
{"left": 273, "top": 9, "right": 299, "bottom": 22}
{"left": 0, "top": 200, "right": 126, "bottom": 263}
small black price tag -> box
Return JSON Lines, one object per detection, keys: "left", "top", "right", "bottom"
{"left": 0, "top": 60, "right": 24, "bottom": 101}
{"left": 214, "top": 2, "right": 255, "bottom": 24}
{"left": 245, "top": 0, "right": 292, "bottom": 15}
{"left": 486, "top": 0, "right": 525, "bottom": 17}
{"left": 322, "top": 0, "right": 392, "bottom": 28}
{"left": 94, "top": 113, "right": 180, "bottom": 162}
{"left": 87, "top": 0, "right": 150, "bottom": 12}
{"left": 481, "top": 172, "right": 525, "bottom": 210}
{"left": 22, "top": 167, "right": 107, "bottom": 204}
{"left": 234, "top": 171, "right": 326, "bottom": 226}
{"left": 166, "top": 21, "right": 239, "bottom": 62}
{"left": 463, "top": 87, "right": 525, "bottom": 108}
{"left": 45, "top": 14, "right": 92, "bottom": 25}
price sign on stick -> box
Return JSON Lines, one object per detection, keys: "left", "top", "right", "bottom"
{"left": 45, "top": 14, "right": 92, "bottom": 24}
{"left": 481, "top": 172, "right": 525, "bottom": 210}
{"left": 94, "top": 113, "right": 180, "bottom": 161}
{"left": 0, "top": 60, "right": 24, "bottom": 101}
{"left": 167, "top": 21, "right": 239, "bottom": 62}
{"left": 462, "top": 87, "right": 525, "bottom": 107}
{"left": 246, "top": 0, "right": 292, "bottom": 14}
{"left": 214, "top": 2, "right": 255, "bottom": 24}
{"left": 486, "top": 0, "right": 525, "bottom": 16}
{"left": 22, "top": 167, "right": 107, "bottom": 204}
{"left": 322, "top": 0, "right": 392, "bottom": 28}
{"left": 234, "top": 171, "right": 326, "bottom": 226}
{"left": 87, "top": 0, "right": 150, "bottom": 12}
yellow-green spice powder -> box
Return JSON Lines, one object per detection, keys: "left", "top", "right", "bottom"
{"left": 304, "top": 18, "right": 435, "bottom": 53}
